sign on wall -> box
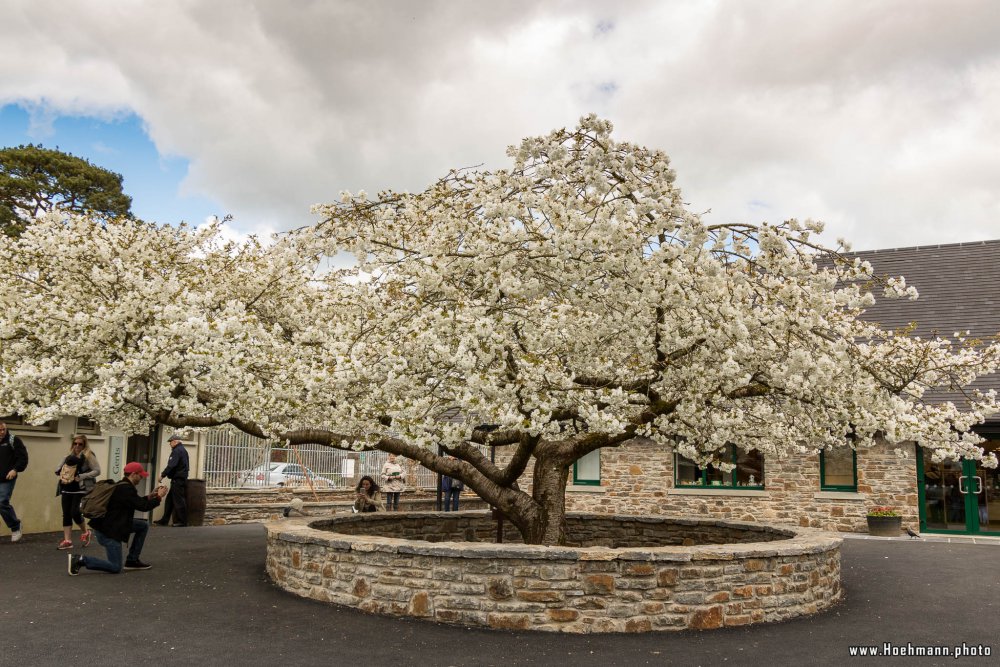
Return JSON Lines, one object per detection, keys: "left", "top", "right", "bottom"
{"left": 108, "top": 435, "right": 124, "bottom": 478}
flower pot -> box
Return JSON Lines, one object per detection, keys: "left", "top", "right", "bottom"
{"left": 866, "top": 515, "right": 902, "bottom": 537}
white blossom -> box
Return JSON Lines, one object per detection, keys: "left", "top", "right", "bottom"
{"left": 1, "top": 118, "right": 998, "bottom": 543}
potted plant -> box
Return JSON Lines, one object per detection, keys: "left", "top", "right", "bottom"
{"left": 866, "top": 506, "right": 902, "bottom": 537}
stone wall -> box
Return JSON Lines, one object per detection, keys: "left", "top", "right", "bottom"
{"left": 318, "top": 513, "right": 792, "bottom": 546}
{"left": 210, "top": 438, "right": 919, "bottom": 534}
{"left": 204, "top": 489, "right": 487, "bottom": 525}
{"left": 266, "top": 513, "right": 842, "bottom": 633}
{"left": 555, "top": 439, "right": 919, "bottom": 534}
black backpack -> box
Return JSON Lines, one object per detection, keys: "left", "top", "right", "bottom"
{"left": 80, "top": 480, "right": 128, "bottom": 519}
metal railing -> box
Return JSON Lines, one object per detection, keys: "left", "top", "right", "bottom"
{"left": 202, "top": 428, "right": 456, "bottom": 490}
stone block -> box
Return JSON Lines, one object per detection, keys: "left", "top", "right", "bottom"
{"left": 724, "top": 614, "right": 753, "bottom": 626}
{"left": 583, "top": 574, "right": 615, "bottom": 594}
{"left": 516, "top": 590, "right": 563, "bottom": 603}
{"left": 623, "top": 562, "right": 655, "bottom": 576}
{"left": 487, "top": 613, "right": 532, "bottom": 631}
{"left": 409, "top": 592, "right": 432, "bottom": 616}
{"left": 673, "top": 591, "right": 706, "bottom": 605}
{"left": 625, "top": 617, "right": 653, "bottom": 632}
{"left": 690, "top": 605, "right": 724, "bottom": 630}
{"left": 487, "top": 577, "right": 514, "bottom": 600}
{"left": 352, "top": 577, "right": 370, "bottom": 598}
{"left": 657, "top": 568, "right": 679, "bottom": 586}
{"left": 547, "top": 609, "right": 580, "bottom": 623}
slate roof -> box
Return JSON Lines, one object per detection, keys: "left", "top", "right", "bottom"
{"left": 844, "top": 239, "right": 1000, "bottom": 425}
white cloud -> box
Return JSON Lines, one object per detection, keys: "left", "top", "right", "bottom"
{"left": 1, "top": 0, "right": 998, "bottom": 249}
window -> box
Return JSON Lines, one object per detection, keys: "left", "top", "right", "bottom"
{"left": 820, "top": 448, "right": 857, "bottom": 491}
{"left": 573, "top": 449, "right": 601, "bottom": 486}
{"left": 75, "top": 416, "right": 100, "bottom": 434}
{"left": 675, "top": 445, "right": 764, "bottom": 488}
{"left": 0, "top": 413, "right": 58, "bottom": 432}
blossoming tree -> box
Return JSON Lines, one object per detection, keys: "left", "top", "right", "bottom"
{"left": 1, "top": 116, "right": 997, "bottom": 545}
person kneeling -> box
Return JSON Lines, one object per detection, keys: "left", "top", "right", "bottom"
{"left": 68, "top": 462, "right": 166, "bottom": 575}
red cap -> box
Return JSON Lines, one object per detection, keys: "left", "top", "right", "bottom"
{"left": 123, "top": 462, "right": 149, "bottom": 478}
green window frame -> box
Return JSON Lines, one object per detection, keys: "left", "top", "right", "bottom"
{"left": 573, "top": 449, "right": 601, "bottom": 486}
{"left": 819, "top": 448, "right": 857, "bottom": 491}
{"left": 674, "top": 445, "right": 764, "bottom": 489}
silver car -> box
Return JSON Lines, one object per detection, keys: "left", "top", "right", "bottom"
{"left": 237, "top": 462, "right": 334, "bottom": 488}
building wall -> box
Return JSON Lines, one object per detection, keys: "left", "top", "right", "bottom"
{"left": 562, "top": 439, "right": 919, "bottom": 533}
{"left": 7, "top": 421, "right": 919, "bottom": 536}
{"left": 3, "top": 421, "right": 202, "bottom": 535}
{"left": 1, "top": 418, "right": 121, "bottom": 536}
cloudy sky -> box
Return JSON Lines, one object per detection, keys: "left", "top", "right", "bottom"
{"left": 1, "top": 0, "right": 998, "bottom": 250}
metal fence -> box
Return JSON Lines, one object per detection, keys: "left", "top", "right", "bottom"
{"left": 202, "top": 428, "right": 467, "bottom": 490}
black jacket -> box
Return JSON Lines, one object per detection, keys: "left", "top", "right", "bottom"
{"left": 160, "top": 444, "right": 189, "bottom": 481}
{"left": 0, "top": 432, "right": 29, "bottom": 478}
{"left": 89, "top": 479, "right": 161, "bottom": 542}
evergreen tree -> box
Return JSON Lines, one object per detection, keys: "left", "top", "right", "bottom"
{"left": 0, "top": 144, "right": 132, "bottom": 237}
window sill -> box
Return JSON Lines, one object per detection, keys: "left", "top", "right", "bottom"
{"left": 669, "top": 487, "right": 767, "bottom": 497}
{"left": 6, "top": 428, "right": 63, "bottom": 438}
{"left": 567, "top": 484, "right": 606, "bottom": 493}
{"left": 813, "top": 491, "right": 865, "bottom": 501}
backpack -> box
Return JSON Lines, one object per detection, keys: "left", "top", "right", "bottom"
{"left": 59, "top": 462, "right": 78, "bottom": 485}
{"left": 80, "top": 480, "right": 127, "bottom": 519}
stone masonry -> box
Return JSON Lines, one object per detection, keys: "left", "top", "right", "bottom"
{"left": 555, "top": 439, "right": 919, "bottom": 534}
{"left": 204, "top": 489, "right": 486, "bottom": 525}
{"left": 210, "top": 439, "right": 918, "bottom": 534}
{"left": 266, "top": 513, "right": 842, "bottom": 633}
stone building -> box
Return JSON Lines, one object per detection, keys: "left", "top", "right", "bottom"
{"left": 563, "top": 240, "right": 1000, "bottom": 537}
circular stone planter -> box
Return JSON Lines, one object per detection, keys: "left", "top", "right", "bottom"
{"left": 266, "top": 511, "right": 842, "bottom": 633}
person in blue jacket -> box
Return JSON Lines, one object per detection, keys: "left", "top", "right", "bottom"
{"left": 154, "top": 433, "right": 189, "bottom": 526}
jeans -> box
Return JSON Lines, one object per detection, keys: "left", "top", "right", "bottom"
{"left": 81, "top": 521, "right": 149, "bottom": 573}
{"left": 385, "top": 492, "right": 400, "bottom": 510}
{"left": 0, "top": 478, "right": 20, "bottom": 531}
{"left": 444, "top": 489, "right": 461, "bottom": 512}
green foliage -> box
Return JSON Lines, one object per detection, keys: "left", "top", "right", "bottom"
{"left": 0, "top": 144, "right": 133, "bottom": 237}
{"left": 867, "top": 505, "right": 899, "bottom": 517}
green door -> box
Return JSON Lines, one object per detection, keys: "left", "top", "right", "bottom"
{"left": 918, "top": 442, "right": 1000, "bottom": 535}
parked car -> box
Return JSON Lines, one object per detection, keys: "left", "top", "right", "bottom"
{"left": 237, "top": 462, "right": 335, "bottom": 489}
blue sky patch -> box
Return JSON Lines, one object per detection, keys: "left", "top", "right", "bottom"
{"left": 0, "top": 104, "right": 219, "bottom": 225}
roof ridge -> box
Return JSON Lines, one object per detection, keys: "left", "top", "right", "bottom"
{"left": 845, "top": 238, "right": 1000, "bottom": 256}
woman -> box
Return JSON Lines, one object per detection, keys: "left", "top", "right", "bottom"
{"left": 353, "top": 475, "right": 384, "bottom": 513}
{"left": 54, "top": 434, "right": 101, "bottom": 549}
{"left": 379, "top": 454, "right": 407, "bottom": 511}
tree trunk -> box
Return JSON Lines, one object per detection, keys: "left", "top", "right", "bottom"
{"left": 519, "top": 452, "right": 571, "bottom": 545}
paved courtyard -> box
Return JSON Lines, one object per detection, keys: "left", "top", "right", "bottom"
{"left": 1, "top": 523, "right": 997, "bottom": 666}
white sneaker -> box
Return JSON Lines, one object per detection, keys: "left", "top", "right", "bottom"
{"left": 11, "top": 529, "right": 22, "bottom": 543}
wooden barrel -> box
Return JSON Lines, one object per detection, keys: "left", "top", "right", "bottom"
{"left": 185, "top": 479, "right": 207, "bottom": 526}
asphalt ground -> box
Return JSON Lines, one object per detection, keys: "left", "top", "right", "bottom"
{"left": 1, "top": 523, "right": 998, "bottom": 667}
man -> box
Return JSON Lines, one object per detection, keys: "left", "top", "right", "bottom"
{"left": 154, "top": 433, "right": 189, "bottom": 527}
{"left": 440, "top": 458, "right": 464, "bottom": 512}
{"left": 68, "top": 462, "right": 166, "bottom": 575}
{"left": 0, "top": 421, "right": 29, "bottom": 543}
